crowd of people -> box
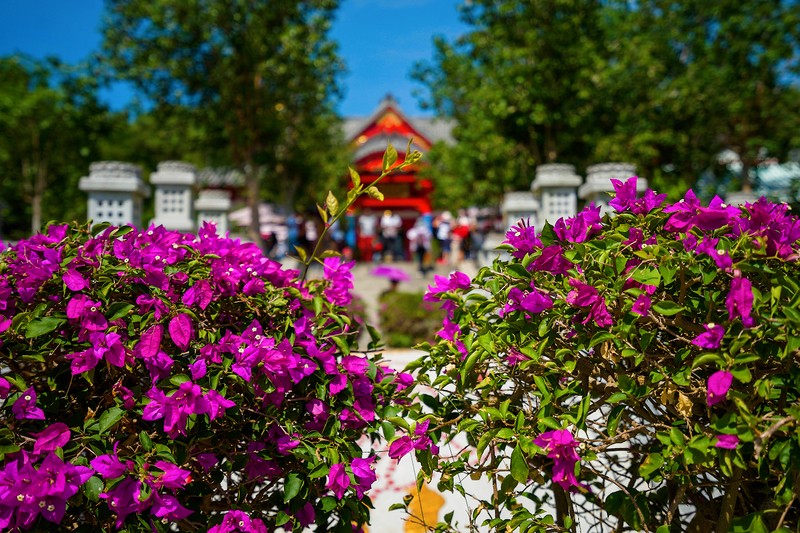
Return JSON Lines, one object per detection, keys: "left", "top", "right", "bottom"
{"left": 348, "top": 208, "right": 498, "bottom": 273}
{"left": 256, "top": 206, "right": 500, "bottom": 272}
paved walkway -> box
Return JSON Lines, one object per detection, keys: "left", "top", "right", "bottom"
{"left": 350, "top": 259, "right": 480, "bottom": 328}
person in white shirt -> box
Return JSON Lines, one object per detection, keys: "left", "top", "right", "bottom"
{"left": 407, "top": 217, "right": 433, "bottom": 275}
{"left": 380, "top": 210, "right": 403, "bottom": 261}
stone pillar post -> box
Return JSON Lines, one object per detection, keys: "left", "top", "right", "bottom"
{"left": 531, "top": 164, "right": 582, "bottom": 227}
{"left": 150, "top": 161, "right": 197, "bottom": 231}
{"left": 724, "top": 190, "right": 759, "bottom": 206}
{"left": 500, "top": 191, "right": 538, "bottom": 229}
{"left": 195, "top": 189, "right": 232, "bottom": 235}
{"left": 579, "top": 163, "right": 642, "bottom": 215}
{"left": 79, "top": 161, "right": 149, "bottom": 227}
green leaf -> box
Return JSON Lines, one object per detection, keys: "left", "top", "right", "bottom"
{"left": 652, "top": 300, "right": 684, "bottom": 316}
{"left": 82, "top": 476, "right": 104, "bottom": 502}
{"left": 316, "top": 203, "right": 328, "bottom": 223}
{"left": 348, "top": 166, "right": 361, "bottom": 187}
{"left": 460, "top": 349, "right": 481, "bottom": 385}
{"left": 107, "top": 302, "right": 135, "bottom": 321}
{"left": 630, "top": 268, "right": 661, "bottom": 287}
{"left": 730, "top": 512, "right": 769, "bottom": 533}
{"left": 325, "top": 190, "right": 339, "bottom": 216}
{"left": 332, "top": 334, "right": 350, "bottom": 356}
{"left": 139, "top": 431, "right": 153, "bottom": 452}
{"left": 510, "top": 443, "right": 529, "bottom": 483}
{"left": 382, "top": 143, "right": 398, "bottom": 172}
{"left": 638, "top": 452, "right": 664, "bottom": 477}
{"left": 109, "top": 225, "right": 135, "bottom": 238}
{"left": 97, "top": 407, "right": 125, "bottom": 434}
{"left": 692, "top": 352, "right": 726, "bottom": 369}
{"left": 320, "top": 496, "right": 337, "bottom": 512}
{"left": 169, "top": 374, "right": 192, "bottom": 386}
{"left": 366, "top": 186, "right": 384, "bottom": 201}
{"left": 25, "top": 316, "right": 64, "bottom": 338}
{"left": 284, "top": 473, "right": 302, "bottom": 502}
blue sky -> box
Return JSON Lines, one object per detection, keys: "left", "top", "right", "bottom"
{"left": 0, "top": 0, "right": 468, "bottom": 117}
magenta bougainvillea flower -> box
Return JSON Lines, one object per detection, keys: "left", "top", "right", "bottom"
{"left": 388, "top": 420, "right": 438, "bottom": 460}
{"left": 0, "top": 451, "right": 93, "bottom": 529}
{"left": 609, "top": 177, "right": 638, "bottom": 213}
{"left": 351, "top": 457, "right": 377, "bottom": 498}
{"left": 208, "top": 510, "right": 269, "bottom": 533}
{"left": 436, "top": 317, "right": 468, "bottom": 358}
{"left": 503, "top": 283, "right": 553, "bottom": 317}
{"left": 696, "top": 237, "right": 733, "bottom": 271}
{"left": 529, "top": 245, "right": 573, "bottom": 275}
{"left": 707, "top": 370, "right": 734, "bottom": 406}
{"left": 31, "top": 423, "right": 71, "bottom": 455}
{"left": 505, "top": 348, "right": 531, "bottom": 366}
{"left": 294, "top": 502, "right": 316, "bottom": 527}
{"left": 503, "top": 219, "right": 542, "bottom": 259}
{"left": 0, "top": 377, "right": 9, "bottom": 399}
{"left": 534, "top": 429, "right": 585, "bottom": 491}
{"left": 326, "top": 463, "right": 351, "bottom": 499}
{"left": 692, "top": 323, "right": 725, "bottom": 350}
{"left": 12, "top": 387, "right": 45, "bottom": 420}
{"left": 322, "top": 256, "right": 355, "bottom": 306}
{"left": 663, "top": 189, "right": 702, "bottom": 232}
{"left": 631, "top": 294, "right": 652, "bottom": 316}
{"left": 609, "top": 177, "right": 666, "bottom": 215}
{"left": 726, "top": 276, "right": 755, "bottom": 328}
{"left": 553, "top": 204, "right": 604, "bottom": 243}
{"left": 566, "top": 279, "right": 613, "bottom": 328}
{"left": 714, "top": 434, "right": 740, "bottom": 449}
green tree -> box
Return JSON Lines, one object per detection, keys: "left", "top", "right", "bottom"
{"left": 100, "top": 0, "right": 346, "bottom": 248}
{"left": 414, "top": 0, "right": 610, "bottom": 207}
{"left": 415, "top": 0, "right": 800, "bottom": 206}
{"left": 0, "top": 56, "right": 113, "bottom": 239}
{"left": 596, "top": 0, "right": 800, "bottom": 196}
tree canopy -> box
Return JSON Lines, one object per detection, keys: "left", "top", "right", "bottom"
{"left": 0, "top": 57, "right": 113, "bottom": 239}
{"left": 415, "top": 0, "right": 800, "bottom": 207}
{"left": 100, "top": 0, "right": 347, "bottom": 246}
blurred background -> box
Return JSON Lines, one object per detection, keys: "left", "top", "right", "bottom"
{"left": 0, "top": 0, "right": 798, "bottom": 247}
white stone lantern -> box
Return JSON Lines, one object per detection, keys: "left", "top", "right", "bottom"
{"left": 79, "top": 161, "right": 149, "bottom": 228}
{"left": 150, "top": 161, "right": 197, "bottom": 231}
{"left": 501, "top": 191, "right": 538, "bottom": 229}
{"left": 579, "top": 163, "right": 643, "bottom": 215}
{"left": 724, "top": 190, "right": 759, "bottom": 206}
{"left": 195, "top": 189, "right": 232, "bottom": 235}
{"left": 531, "top": 164, "right": 582, "bottom": 227}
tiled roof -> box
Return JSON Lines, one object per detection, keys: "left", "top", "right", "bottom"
{"left": 342, "top": 95, "right": 454, "bottom": 145}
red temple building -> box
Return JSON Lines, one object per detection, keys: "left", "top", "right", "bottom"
{"left": 343, "top": 95, "right": 453, "bottom": 218}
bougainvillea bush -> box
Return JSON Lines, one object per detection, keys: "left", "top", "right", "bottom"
{"left": 0, "top": 221, "right": 415, "bottom": 532}
{"left": 402, "top": 178, "right": 800, "bottom": 532}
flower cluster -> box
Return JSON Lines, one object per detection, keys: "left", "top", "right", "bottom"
{"left": 0, "top": 423, "right": 92, "bottom": 530}
{"left": 0, "top": 222, "right": 412, "bottom": 531}
{"left": 403, "top": 178, "right": 800, "bottom": 531}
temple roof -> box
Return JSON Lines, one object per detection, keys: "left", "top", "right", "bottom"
{"left": 342, "top": 94, "right": 455, "bottom": 146}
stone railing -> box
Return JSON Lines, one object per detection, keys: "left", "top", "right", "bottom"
{"left": 79, "top": 160, "right": 234, "bottom": 233}
{"left": 502, "top": 162, "right": 645, "bottom": 229}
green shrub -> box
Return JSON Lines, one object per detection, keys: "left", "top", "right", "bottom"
{"left": 400, "top": 178, "right": 800, "bottom": 532}
{"left": 378, "top": 291, "right": 443, "bottom": 348}
{"left": 0, "top": 222, "right": 414, "bottom": 532}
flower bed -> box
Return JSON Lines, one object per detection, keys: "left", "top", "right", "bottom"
{"left": 0, "top": 222, "right": 414, "bottom": 532}
{"left": 402, "top": 178, "right": 800, "bottom": 532}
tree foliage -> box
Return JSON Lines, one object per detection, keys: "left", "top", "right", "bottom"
{"left": 100, "top": 0, "right": 347, "bottom": 245}
{"left": 0, "top": 220, "right": 412, "bottom": 532}
{"left": 400, "top": 178, "right": 800, "bottom": 531}
{"left": 0, "top": 56, "right": 113, "bottom": 239}
{"left": 415, "top": 0, "right": 800, "bottom": 207}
